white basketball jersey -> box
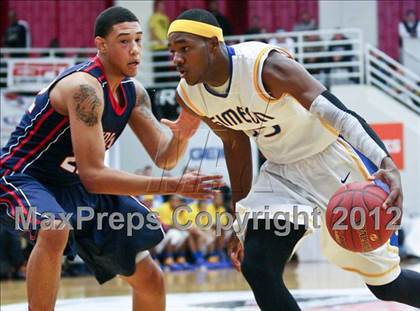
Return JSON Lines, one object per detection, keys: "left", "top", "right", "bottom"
{"left": 177, "top": 41, "right": 338, "bottom": 164}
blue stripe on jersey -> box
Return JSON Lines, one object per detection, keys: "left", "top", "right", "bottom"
{"left": 352, "top": 147, "right": 390, "bottom": 193}
{"left": 339, "top": 135, "right": 389, "bottom": 192}
{"left": 0, "top": 99, "right": 50, "bottom": 160}
{"left": 0, "top": 102, "right": 68, "bottom": 171}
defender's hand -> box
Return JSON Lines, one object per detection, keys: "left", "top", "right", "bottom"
{"left": 175, "top": 171, "right": 223, "bottom": 200}
{"left": 227, "top": 233, "right": 244, "bottom": 272}
{"left": 161, "top": 108, "right": 201, "bottom": 141}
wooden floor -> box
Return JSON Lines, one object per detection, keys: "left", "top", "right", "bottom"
{"left": 2, "top": 259, "right": 419, "bottom": 306}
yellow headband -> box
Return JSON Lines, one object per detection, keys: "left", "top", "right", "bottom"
{"left": 167, "top": 19, "right": 224, "bottom": 42}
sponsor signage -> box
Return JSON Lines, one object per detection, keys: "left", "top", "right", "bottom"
{"left": 0, "top": 90, "right": 34, "bottom": 147}
{"left": 7, "top": 58, "right": 74, "bottom": 92}
{"left": 371, "top": 123, "right": 404, "bottom": 170}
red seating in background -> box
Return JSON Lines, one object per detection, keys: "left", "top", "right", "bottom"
{"left": 247, "top": 0, "right": 318, "bottom": 33}
{"left": 378, "top": 0, "right": 420, "bottom": 60}
{"left": 2, "top": 0, "right": 111, "bottom": 48}
{"left": 165, "top": 0, "right": 318, "bottom": 35}
{"left": 3, "top": 0, "right": 418, "bottom": 63}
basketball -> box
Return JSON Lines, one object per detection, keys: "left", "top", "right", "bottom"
{"left": 326, "top": 182, "right": 401, "bottom": 253}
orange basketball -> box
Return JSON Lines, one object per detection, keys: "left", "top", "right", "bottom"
{"left": 326, "top": 182, "right": 401, "bottom": 252}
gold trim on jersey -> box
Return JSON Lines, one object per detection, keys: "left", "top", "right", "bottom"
{"left": 320, "top": 118, "right": 340, "bottom": 136}
{"left": 342, "top": 263, "right": 399, "bottom": 278}
{"left": 277, "top": 48, "right": 294, "bottom": 59}
{"left": 337, "top": 138, "right": 370, "bottom": 181}
{"left": 253, "top": 47, "right": 293, "bottom": 103}
{"left": 386, "top": 241, "right": 399, "bottom": 255}
{"left": 178, "top": 83, "right": 205, "bottom": 116}
{"left": 168, "top": 20, "right": 224, "bottom": 42}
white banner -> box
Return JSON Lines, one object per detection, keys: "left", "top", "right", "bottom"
{"left": 0, "top": 90, "right": 35, "bottom": 147}
{"left": 7, "top": 58, "right": 74, "bottom": 92}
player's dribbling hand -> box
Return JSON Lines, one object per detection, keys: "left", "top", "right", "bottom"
{"left": 175, "top": 171, "right": 223, "bottom": 200}
{"left": 369, "top": 157, "right": 403, "bottom": 210}
{"left": 161, "top": 108, "right": 201, "bottom": 140}
{"left": 228, "top": 233, "right": 244, "bottom": 272}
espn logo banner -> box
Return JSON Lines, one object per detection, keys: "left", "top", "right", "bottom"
{"left": 7, "top": 59, "right": 74, "bottom": 92}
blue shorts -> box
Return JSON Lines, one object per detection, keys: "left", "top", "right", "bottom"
{"left": 0, "top": 173, "right": 164, "bottom": 284}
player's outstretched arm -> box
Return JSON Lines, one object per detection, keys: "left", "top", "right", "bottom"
{"left": 262, "top": 51, "right": 389, "bottom": 166}
{"left": 262, "top": 51, "right": 402, "bottom": 208}
{"left": 129, "top": 81, "right": 200, "bottom": 169}
{"left": 57, "top": 73, "right": 220, "bottom": 198}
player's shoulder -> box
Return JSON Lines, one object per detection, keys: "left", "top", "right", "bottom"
{"left": 55, "top": 71, "right": 103, "bottom": 95}
{"left": 232, "top": 40, "right": 268, "bottom": 50}
{"left": 129, "top": 78, "right": 148, "bottom": 104}
{"left": 129, "top": 77, "right": 144, "bottom": 92}
{"left": 175, "top": 79, "right": 206, "bottom": 116}
{"left": 231, "top": 41, "right": 271, "bottom": 58}
{"left": 176, "top": 77, "right": 200, "bottom": 97}
{"left": 176, "top": 77, "right": 190, "bottom": 90}
{"left": 50, "top": 72, "right": 104, "bottom": 114}
{"left": 232, "top": 41, "right": 292, "bottom": 62}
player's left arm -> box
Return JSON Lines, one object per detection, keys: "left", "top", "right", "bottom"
{"left": 262, "top": 51, "right": 402, "bottom": 209}
{"left": 129, "top": 80, "right": 200, "bottom": 170}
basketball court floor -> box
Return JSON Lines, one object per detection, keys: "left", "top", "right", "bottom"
{"left": 2, "top": 260, "right": 419, "bottom": 310}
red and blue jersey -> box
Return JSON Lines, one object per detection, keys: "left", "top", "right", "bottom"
{"left": 0, "top": 56, "right": 137, "bottom": 185}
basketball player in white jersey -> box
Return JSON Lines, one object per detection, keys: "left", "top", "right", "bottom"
{"left": 167, "top": 9, "right": 420, "bottom": 311}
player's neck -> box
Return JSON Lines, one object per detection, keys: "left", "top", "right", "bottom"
{"left": 98, "top": 55, "right": 124, "bottom": 93}
{"left": 204, "top": 46, "right": 230, "bottom": 87}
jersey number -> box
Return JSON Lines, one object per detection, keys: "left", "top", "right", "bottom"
{"left": 252, "top": 125, "right": 282, "bottom": 137}
{"left": 60, "top": 156, "right": 78, "bottom": 174}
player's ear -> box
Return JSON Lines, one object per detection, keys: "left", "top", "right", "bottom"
{"left": 95, "top": 36, "right": 107, "bottom": 53}
{"left": 209, "top": 36, "right": 220, "bottom": 52}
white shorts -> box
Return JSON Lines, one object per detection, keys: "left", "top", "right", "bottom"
{"left": 204, "top": 229, "right": 216, "bottom": 247}
{"left": 236, "top": 138, "right": 400, "bottom": 286}
{"left": 154, "top": 228, "right": 189, "bottom": 254}
{"left": 135, "top": 251, "right": 150, "bottom": 263}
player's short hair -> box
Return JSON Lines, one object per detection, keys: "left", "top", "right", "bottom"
{"left": 94, "top": 6, "right": 139, "bottom": 38}
{"left": 175, "top": 8, "right": 221, "bottom": 28}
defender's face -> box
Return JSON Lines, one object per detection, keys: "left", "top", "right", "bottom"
{"left": 168, "top": 32, "right": 210, "bottom": 85}
{"left": 103, "top": 21, "right": 142, "bottom": 77}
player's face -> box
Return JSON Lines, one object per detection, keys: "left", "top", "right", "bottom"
{"left": 168, "top": 33, "right": 211, "bottom": 85}
{"left": 104, "top": 22, "right": 142, "bottom": 77}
